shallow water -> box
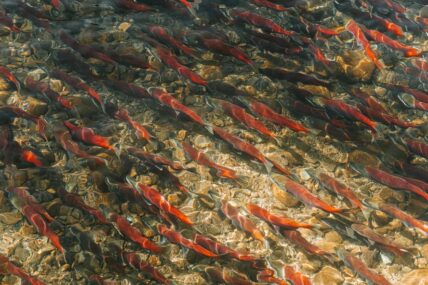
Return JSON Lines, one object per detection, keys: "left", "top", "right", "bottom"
{"left": 0, "top": 0, "right": 427, "bottom": 284}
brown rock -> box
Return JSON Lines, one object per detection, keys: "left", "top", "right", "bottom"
{"left": 336, "top": 50, "right": 376, "bottom": 82}
{"left": 272, "top": 179, "right": 300, "bottom": 207}
{"left": 23, "top": 97, "right": 48, "bottom": 116}
{"left": 313, "top": 266, "right": 344, "bottom": 285}
{"left": 400, "top": 269, "right": 428, "bottom": 285}
{"left": 0, "top": 212, "right": 22, "bottom": 225}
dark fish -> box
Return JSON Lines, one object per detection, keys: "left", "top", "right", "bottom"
{"left": 128, "top": 146, "right": 184, "bottom": 171}
{"left": 114, "top": 0, "right": 152, "bottom": 12}
{"left": 382, "top": 83, "right": 428, "bottom": 104}
{"left": 358, "top": 104, "right": 418, "bottom": 128}
{"left": 120, "top": 251, "right": 171, "bottom": 284}
{"left": 0, "top": 65, "right": 20, "bottom": 91}
{"left": 56, "top": 188, "right": 109, "bottom": 224}
{"left": 406, "top": 139, "right": 428, "bottom": 159}
{"left": 157, "top": 224, "right": 218, "bottom": 257}
{"left": 350, "top": 88, "right": 386, "bottom": 113}
{"left": 59, "top": 30, "right": 116, "bottom": 64}
{"left": 260, "top": 68, "right": 330, "bottom": 87}
{"left": 251, "top": 0, "right": 287, "bottom": 11}
{"left": 0, "top": 12, "right": 20, "bottom": 32}
{"left": 281, "top": 229, "right": 331, "bottom": 256}
{"left": 25, "top": 77, "right": 73, "bottom": 110}
{"left": 148, "top": 25, "right": 194, "bottom": 56}
{"left": 338, "top": 250, "right": 392, "bottom": 285}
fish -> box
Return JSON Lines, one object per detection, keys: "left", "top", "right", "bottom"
{"left": 231, "top": 9, "right": 295, "bottom": 36}
{"left": 204, "top": 266, "right": 256, "bottom": 285}
{"left": 212, "top": 126, "right": 282, "bottom": 174}
{"left": 260, "top": 68, "right": 330, "bottom": 87}
{"left": 16, "top": 2, "right": 51, "bottom": 31}
{"left": 103, "top": 79, "right": 150, "bottom": 99}
{"left": 251, "top": 0, "right": 287, "bottom": 11}
{"left": 157, "top": 224, "right": 218, "bottom": 257}
{"left": 0, "top": 254, "right": 46, "bottom": 285}
{"left": 148, "top": 25, "right": 194, "bottom": 56}
{"left": 382, "top": 83, "right": 428, "bottom": 104}
{"left": 64, "top": 121, "right": 113, "bottom": 150}
{"left": 120, "top": 251, "right": 171, "bottom": 284}
{"left": 351, "top": 223, "right": 408, "bottom": 256}
{"left": 361, "top": 26, "right": 421, "bottom": 57}
{"left": 322, "top": 98, "right": 378, "bottom": 133}
{"left": 363, "top": 165, "right": 428, "bottom": 200}
{"left": 366, "top": 0, "right": 406, "bottom": 13}
{"left": 345, "top": 20, "right": 384, "bottom": 69}
{"left": 53, "top": 126, "right": 106, "bottom": 166}
{"left": 212, "top": 98, "right": 276, "bottom": 138}
{"left": 50, "top": 69, "right": 104, "bottom": 110}
{"left": 114, "top": 0, "right": 152, "bottom": 12}
{"left": 149, "top": 88, "right": 205, "bottom": 126}
{"left": 20, "top": 204, "right": 64, "bottom": 252}
{"left": 400, "top": 176, "right": 428, "bottom": 192}
{"left": 220, "top": 200, "right": 265, "bottom": 242}
{"left": 276, "top": 177, "right": 343, "bottom": 213}
{"left": 128, "top": 146, "right": 184, "bottom": 171}
{"left": 207, "top": 80, "right": 251, "bottom": 97}
{"left": 58, "top": 30, "right": 116, "bottom": 64}
{"left": 106, "top": 103, "right": 153, "bottom": 142}
{"left": 247, "top": 203, "right": 313, "bottom": 229}
{"left": 69, "top": 227, "right": 103, "bottom": 260}
{"left": 0, "top": 12, "right": 20, "bottom": 32}
{"left": 357, "top": 104, "right": 418, "bottom": 129}
{"left": 0, "top": 65, "right": 21, "bottom": 92}
{"left": 103, "top": 208, "right": 162, "bottom": 253}
{"left": 50, "top": 0, "right": 61, "bottom": 10}
{"left": 182, "top": 141, "right": 237, "bottom": 179}
{"left": 105, "top": 50, "right": 153, "bottom": 70}
{"left": 316, "top": 173, "right": 362, "bottom": 208}
{"left": 193, "top": 234, "right": 258, "bottom": 262}
{"left": 25, "top": 77, "right": 73, "bottom": 110}
{"left": 6, "top": 187, "right": 54, "bottom": 223}
{"left": 281, "top": 229, "right": 330, "bottom": 256}
{"left": 350, "top": 88, "right": 386, "bottom": 113}
{"left": 257, "top": 268, "right": 287, "bottom": 285}
{"left": 406, "top": 139, "right": 428, "bottom": 159}
{"left": 20, "top": 149, "right": 43, "bottom": 167}
{"left": 283, "top": 266, "right": 312, "bottom": 285}
{"left": 200, "top": 37, "right": 253, "bottom": 65}
{"left": 338, "top": 250, "right": 392, "bottom": 285}
{"left": 237, "top": 97, "right": 309, "bottom": 133}
{"left": 56, "top": 188, "right": 109, "bottom": 224}
{"left": 377, "top": 202, "right": 428, "bottom": 234}
{"left": 126, "top": 177, "right": 193, "bottom": 225}
{"left": 394, "top": 161, "right": 428, "bottom": 183}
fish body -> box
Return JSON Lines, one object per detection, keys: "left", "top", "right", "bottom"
{"left": 317, "top": 173, "right": 362, "bottom": 208}
{"left": 148, "top": 25, "right": 194, "bottom": 56}
{"left": 20, "top": 150, "right": 43, "bottom": 167}
{"left": 205, "top": 266, "right": 256, "bottom": 285}
{"left": 107, "top": 211, "right": 161, "bottom": 253}
{"left": 7, "top": 187, "right": 54, "bottom": 222}
{"left": 59, "top": 31, "right": 115, "bottom": 64}
{"left": 345, "top": 20, "right": 383, "bottom": 69}
{"left": 129, "top": 179, "right": 193, "bottom": 225}
{"left": 220, "top": 200, "right": 265, "bottom": 242}
{"left": 339, "top": 250, "right": 392, "bottom": 285}
{"left": 283, "top": 266, "right": 312, "bottom": 285}
{"left": 351, "top": 88, "right": 386, "bottom": 113}
{"left": 232, "top": 9, "right": 294, "bottom": 36}
{"left": 193, "top": 234, "right": 257, "bottom": 262}
{"left": 25, "top": 77, "right": 73, "bottom": 109}
{"left": 128, "top": 147, "right": 183, "bottom": 171}
{"left": 281, "top": 229, "right": 330, "bottom": 256}
{"left": 182, "top": 141, "right": 237, "bottom": 179}
{"left": 216, "top": 99, "right": 276, "bottom": 138}
{"left": 240, "top": 98, "right": 309, "bottom": 133}
{"left": 351, "top": 224, "right": 407, "bottom": 256}
{"left": 0, "top": 106, "right": 46, "bottom": 139}
{"left": 114, "top": 0, "right": 152, "bottom": 11}
{"left": 57, "top": 188, "right": 109, "bottom": 224}
{"left": 157, "top": 224, "right": 217, "bottom": 257}
{"left": 251, "top": 0, "right": 287, "bottom": 11}
{"left": 247, "top": 203, "right": 312, "bottom": 229}
{"left": 323, "top": 98, "right": 377, "bottom": 133}
{"left": 406, "top": 139, "right": 428, "bottom": 159}
{"left": 365, "top": 166, "right": 428, "bottom": 200}
{"left": 121, "top": 251, "right": 171, "bottom": 284}
{"left": 378, "top": 203, "right": 428, "bottom": 234}
{"left": 0, "top": 65, "right": 20, "bottom": 91}
{"left": 0, "top": 254, "right": 46, "bottom": 285}
{"left": 64, "top": 121, "right": 113, "bottom": 150}
{"left": 281, "top": 178, "right": 342, "bottom": 213}
{"left": 109, "top": 106, "right": 152, "bottom": 141}
{"left": 149, "top": 88, "right": 205, "bottom": 125}
{"left": 0, "top": 13, "right": 20, "bottom": 32}
{"left": 50, "top": 69, "right": 104, "bottom": 108}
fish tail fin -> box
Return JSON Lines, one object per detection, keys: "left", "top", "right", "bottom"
{"left": 264, "top": 159, "right": 273, "bottom": 174}
{"left": 234, "top": 175, "right": 250, "bottom": 188}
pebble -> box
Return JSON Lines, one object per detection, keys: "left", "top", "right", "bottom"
{"left": 336, "top": 50, "right": 375, "bottom": 82}
{"left": 313, "top": 266, "right": 344, "bottom": 285}
{"left": 400, "top": 269, "right": 428, "bottom": 285}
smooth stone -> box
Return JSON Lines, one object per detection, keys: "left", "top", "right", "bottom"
{"left": 400, "top": 269, "right": 428, "bottom": 285}
{"left": 313, "top": 266, "right": 344, "bottom": 285}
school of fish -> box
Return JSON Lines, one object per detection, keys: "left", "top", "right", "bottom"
{"left": 0, "top": 0, "right": 427, "bottom": 284}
